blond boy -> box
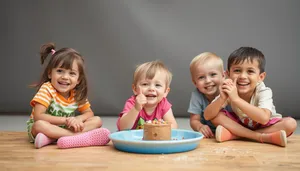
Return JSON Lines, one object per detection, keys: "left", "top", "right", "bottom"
{"left": 188, "top": 52, "right": 225, "bottom": 138}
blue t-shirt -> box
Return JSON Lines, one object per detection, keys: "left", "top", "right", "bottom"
{"left": 187, "top": 88, "right": 219, "bottom": 133}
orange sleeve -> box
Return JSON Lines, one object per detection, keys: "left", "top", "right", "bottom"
{"left": 30, "top": 83, "right": 52, "bottom": 108}
{"left": 78, "top": 99, "right": 91, "bottom": 112}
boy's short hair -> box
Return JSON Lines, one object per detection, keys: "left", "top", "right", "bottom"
{"left": 133, "top": 60, "right": 172, "bottom": 88}
{"left": 228, "top": 47, "right": 266, "bottom": 73}
{"left": 190, "top": 52, "right": 224, "bottom": 79}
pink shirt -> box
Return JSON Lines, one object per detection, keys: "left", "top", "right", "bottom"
{"left": 117, "top": 96, "right": 172, "bottom": 130}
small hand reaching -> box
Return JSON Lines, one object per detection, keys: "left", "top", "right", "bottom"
{"left": 198, "top": 125, "right": 214, "bottom": 138}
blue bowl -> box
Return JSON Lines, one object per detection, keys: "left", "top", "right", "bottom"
{"left": 109, "top": 129, "right": 203, "bottom": 154}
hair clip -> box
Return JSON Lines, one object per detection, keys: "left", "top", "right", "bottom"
{"left": 51, "top": 49, "right": 56, "bottom": 55}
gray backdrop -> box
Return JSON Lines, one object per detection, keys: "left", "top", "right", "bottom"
{"left": 1, "top": 0, "right": 299, "bottom": 118}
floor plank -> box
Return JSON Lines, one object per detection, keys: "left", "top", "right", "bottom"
{"left": 0, "top": 132, "right": 299, "bottom": 171}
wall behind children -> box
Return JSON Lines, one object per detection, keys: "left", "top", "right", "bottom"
{"left": 1, "top": 0, "right": 299, "bottom": 118}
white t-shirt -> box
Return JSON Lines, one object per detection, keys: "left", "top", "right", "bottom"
{"left": 216, "top": 82, "right": 282, "bottom": 127}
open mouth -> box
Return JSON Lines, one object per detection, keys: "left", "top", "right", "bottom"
{"left": 205, "top": 85, "right": 215, "bottom": 91}
{"left": 58, "top": 81, "right": 70, "bottom": 86}
{"left": 146, "top": 94, "right": 157, "bottom": 99}
{"left": 237, "top": 82, "right": 250, "bottom": 87}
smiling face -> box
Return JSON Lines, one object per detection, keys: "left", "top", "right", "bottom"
{"left": 48, "top": 60, "right": 80, "bottom": 99}
{"left": 227, "top": 59, "right": 265, "bottom": 98}
{"left": 133, "top": 70, "right": 170, "bottom": 108}
{"left": 192, "top": 59, "right": 224, "bottom": 101}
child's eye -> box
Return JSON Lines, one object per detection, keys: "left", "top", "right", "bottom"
{"left": 198, "top": 76, "right": 205, "bottom": 80}
{"left": 70, "top": 72, "right": 77, "bottom": 76}
{"left": 141, "top": 83, "right": 148, "bottom": 86}
{"left": 56, "top": 69, "right": 63, "bottom": 73}
{"left": 210, "top": 73, "right": 217, "bottom": 77}
{"left": 233, "top": 69, "right": 241, "bottom": 73}
{"left": 248, "top": 70, "right": 255, "bottom": 74}
{"left": 155, "top": 84, "right": 162, "bottom": 87}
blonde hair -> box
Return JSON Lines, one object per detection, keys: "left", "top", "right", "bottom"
{"left": 133, "top": 60, "right": 172, "bottom": 88}
{"left": 190, "top": 52, "right": 224, "bottom": 79}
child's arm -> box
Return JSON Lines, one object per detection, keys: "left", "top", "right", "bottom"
{"left": 224, "top": 79, "right": 271, "bottom": 124}
{"left": 163, "top": 108, "right": 178, "bottom": 129}
{"left": 190, "top": 114, "right": 214, "bottom": 138}
{"left": 190, "top": 114, "right": 202, "bottom": 131}
{"left": 204, "top": 79, "right": 230, "bottom": 120}
{"left": 230, "top": 98, "right": 271, "bottom": 124}
{"left": 203, "top": 97, "right": 227, "bottom": 121}
{"left": 76, "top": 108, "right": 94, "bottom": 122}
{"left": 119, "top": 91, "right": 147, "bottom": 130}
{"left": 33, "top": 103, "right": 67, "bottom": 125}
{"left": 66, "top": 108, "right": 95, "bottom": 132}
{"left": 118, "top": 107, "right": 141, "bottom": 130}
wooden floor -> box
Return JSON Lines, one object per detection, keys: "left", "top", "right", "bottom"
{"left": 1, "top": 132, "right": 300, "bottom": 171}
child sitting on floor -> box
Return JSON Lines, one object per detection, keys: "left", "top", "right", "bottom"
{"left": 27, "top": 42, "right": 110, "bottom": 149}
{"left": 188, "top": 52, "right": 226, "bottom": 138}
{"left": 204, "top": 47, "right": 297, "bottom": 147}
{"left": 117, "top": 60, "right": 178, "bottom": 130}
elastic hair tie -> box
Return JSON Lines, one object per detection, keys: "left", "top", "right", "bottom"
{"left": 51, "top": 49, "right": 56, "bottom": 55}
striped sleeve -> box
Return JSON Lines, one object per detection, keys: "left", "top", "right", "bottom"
{"left": 78, "top": 99, "right": 91, "bottom": 112}
{"left": 30, "top": 83, "right": 53, "bottom": 108}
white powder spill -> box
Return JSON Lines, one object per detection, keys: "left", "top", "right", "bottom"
{"left": 156, "top": 154, "right": 208, "bottom": 162}
{"left": 212, "top": 146, "right": 256, "bottom": 156}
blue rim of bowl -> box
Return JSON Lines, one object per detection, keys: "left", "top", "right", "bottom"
{"left": 109, "top": 129, "right": 204, "bottom": 145}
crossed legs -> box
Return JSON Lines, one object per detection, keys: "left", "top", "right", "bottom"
{"left": 211, "top": 113, "right": 297, "bottom": 147}
{"left": 31, "top": 116, "right": 110, "bottom": 148}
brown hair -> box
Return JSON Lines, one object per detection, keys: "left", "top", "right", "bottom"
{"left": 227, "top": 47, "right": 266, "bottom": 73}
{"left": 35, "top": 42, "right": 88, "bottom": 104}
{"left": 133, "top": 60, "right": 172, "bottom": 88}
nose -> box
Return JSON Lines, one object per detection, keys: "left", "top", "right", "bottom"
{"left": 205, "top": 76, "right": 212, "bottom": 83}
{"left": 148, "top": 84, "right": 155, "bottom": 91}
{"left": 239, "top": 71, "right": 247, "bottom": 78}
{"left": 61, "top": 73, "right": 68, "bottom": 79}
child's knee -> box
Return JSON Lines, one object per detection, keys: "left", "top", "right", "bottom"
{"left": 95, "top": 116, "right": 103, "bottom": 127}
{"left": 283, "top": 117, "right": 297, "bottom": 134}
{"left": 87, "top": 116, "right": 102, "bottom": 128}
{"left": 31, "top": 120, "right": 50, "bottom": 135}
{"left": 210, "top": 113, "right": 224, "bottom": 126}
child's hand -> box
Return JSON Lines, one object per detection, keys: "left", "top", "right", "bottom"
{"left": 134, "top": 86, "right": 147, "bottom": 111}
{"left": 198, "top": 125, "right": 214, "bottom": 138}
{"left": 66, "top": 117, "right": 84, "bottom": 132}
{"left": 222, "top": 78, "right": 239, "bottom": 101}
{"left": 219, "top": 82, "right": 228, "bottom": 101}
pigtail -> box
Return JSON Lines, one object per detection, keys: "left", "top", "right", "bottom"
{"left": 40, "top": 43, "right": 55, "bottom": 64}
{"left": 34, "top": 42, "right": 89, "bottom": 104}
{"left": 30, "top": 42, "right": 56, "bottom": 90}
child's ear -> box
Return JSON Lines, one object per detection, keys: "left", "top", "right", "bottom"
{"left": 164, "top": 87, "right": 170, "bottom": 97}
{"left": 225, "top": 70, "right": 230, "bottom": 78}
{"left": 259, "top": 72, "right": 266, "bottom": 82}
{"left": 192, "top": 79, "right": 197, "bottom": 86}
{"left": 132, "top": 84, "right": 138, "bottom": 95}
{"left": 48, "top": 72, "right": 51, "bottom": 79}
{"left": 221, "top": 71, "right": 226, "bottom": 78}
